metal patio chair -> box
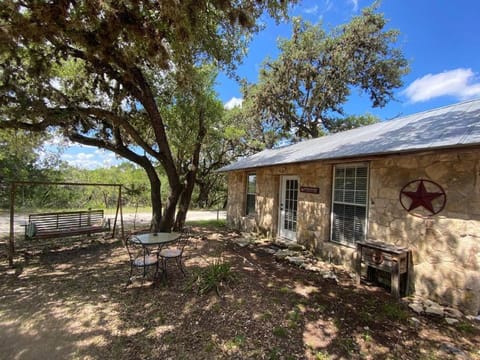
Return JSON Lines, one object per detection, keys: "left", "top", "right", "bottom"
{"left": 158, "top": 228, "right": 191, "bottom": 280}
{"left": 125, "top": 236, "right": 159, "bottom": 285}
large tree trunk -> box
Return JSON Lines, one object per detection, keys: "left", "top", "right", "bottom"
{"left": 160, "top": 185, "right": 183, "bottom": 231}
{"left": 174, "top": 109, "right": 207, "bottom": 230}
{"left": 174, "top": 170, "right": 196, "bottom": 230}
{"left": 196, "top": 181, "right": 210, "bottom": 209}
{"left": 144, "top": 166, "right": 163, "bottom": 232}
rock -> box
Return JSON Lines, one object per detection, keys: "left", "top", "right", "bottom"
{"left": 274, "top": 239, "right": 306, "bottom": 250}
{"left": 287, "top": 243, "right": 306, "bottom": 251}
{"left": 444, "top": 307, "right": 463, "bottom": 319}
{"left": 409, "top": 317, "right": 421, "bottom": 325}
{"left": 408, "top": 303, "right": 424, "bottom": 314}
{"left": 260, "top": 247, "right": 277, "bottom": 255}
{"left": 440, "top": 343, "right": 467, "bottom": 358}
{"left": 445, "top": 318, "right": 459, "bottom": 325}
{"left": 232, "top": 238, "right": 250, "bottom": 247}
{"left": 285, "top": 256, "right": 307, "bottom": 266}
{"left": 424, "top": 299, "right": 439, "bottom": 307}
{"left": 322, "top": 271, "right": 338, "bottom": 282}
{"left": 274, "top": 249, "right": 298, "bottom": 259}
{"left": 301, "top": 263, "right": 322, "bottom": 272}
{"left": 425, "top": 304, "right": 444, "bottom": 317}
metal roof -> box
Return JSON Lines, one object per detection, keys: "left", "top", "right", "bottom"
{"left": 219, "top": 98, "right": 480, "bottom": 172}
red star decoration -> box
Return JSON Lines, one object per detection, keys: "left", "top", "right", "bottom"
{"left": 401, "top": 180, "right": 444, "bottom": 214}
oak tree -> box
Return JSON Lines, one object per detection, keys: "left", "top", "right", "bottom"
{"left": 244, "top": 5, "right": 408, "bottom": 140}
{"left": 0, "top": 0, "right": 294, "bottom": 231}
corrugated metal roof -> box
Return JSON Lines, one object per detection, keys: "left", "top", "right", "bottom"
{"left": 219, "top": 98, "right": 480, "bottom": 172}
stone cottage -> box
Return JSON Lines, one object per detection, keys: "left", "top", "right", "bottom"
{"left": 219, "top": 99, "right": 480, "bottom": 315}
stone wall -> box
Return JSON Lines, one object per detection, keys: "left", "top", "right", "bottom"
{"left": 225, "top": 148, "right": 480, "bottom": 314}
{"left": 367, "top": 149, "right": 480, "bottom": 315}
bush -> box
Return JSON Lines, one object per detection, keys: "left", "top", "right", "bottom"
{"left": 188, "top": 259, "right": 236, "bottom": 296}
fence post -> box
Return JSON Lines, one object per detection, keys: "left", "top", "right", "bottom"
{"left": 8, "top": 183, "right": 16, "bottom": 267}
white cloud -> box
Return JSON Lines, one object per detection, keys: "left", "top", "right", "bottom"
{"left": 304, "top": 5, "right": 319, "bottom": 14}
{"left": 402, "top": 68, "right": 480, "bottom": 103}
{"left": 61, "top": 149, "right": 121, "bottom": 169}
{"left": 350, "top": 0, "right": 359, "bottom": 12}
{"left": 224, "top": 97, "right": 243, "bottom": 109}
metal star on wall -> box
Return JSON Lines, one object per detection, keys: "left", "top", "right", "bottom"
{"left": 399, "top": 179, "right": 446, "bottom": 216}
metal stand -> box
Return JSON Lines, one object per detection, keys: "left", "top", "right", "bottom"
{"left": 356, "top": 240, "right": 411, "bottom": 298}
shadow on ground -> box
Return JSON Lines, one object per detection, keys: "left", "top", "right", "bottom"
{"left": 0, "top": 226, "right": 478, "bottom": 359}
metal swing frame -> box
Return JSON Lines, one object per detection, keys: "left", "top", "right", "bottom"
{"left": 7, "top": 180, "right": 125, "bottom": 267}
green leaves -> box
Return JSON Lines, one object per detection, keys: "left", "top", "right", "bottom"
{"left": 245, "top": 4, "right": 408, "bottom": 140}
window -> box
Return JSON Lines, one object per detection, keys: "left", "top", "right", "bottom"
{"left": 331, "top": 163, "right": 368, "bottom": 246}
{"left": 246, "top": 173, "right": 256, "bottom": 215}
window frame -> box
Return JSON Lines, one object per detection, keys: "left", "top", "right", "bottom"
{"left": 330, "top": 162, "right": 369, "bottom": 247}
{"left": 245, "top": 173, "right": 256, "bottom": 216}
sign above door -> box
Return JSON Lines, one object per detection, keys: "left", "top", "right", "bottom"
{"left": 300, "top": 186, "right": 320, "bottom": 194}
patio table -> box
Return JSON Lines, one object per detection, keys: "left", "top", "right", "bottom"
{"left": 131, "top": 232, "right": 181, "bottom": 247}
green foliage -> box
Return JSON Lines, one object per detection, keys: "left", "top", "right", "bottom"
{"left": 244, "top": 4, "right": 408, "bottom": 140}
{"left": 185, "top": 219, "right": 226, "bottom": 229}
{"left": 0, "top": 128, "right": 64, "bottom": 207}
{"left": 188, "top": 259, "right": 237, "bottom": 296}
{"left": 0, "top": 0, "right": 294, "bottom": 230}
{"left": 272, "top": 326, "right": 289, "bottom": 338}
{"left": 225, "top": 335, "right": 246, "bottom": 350}
{"left": 380, "top": 302, "right": 409, "bottom": 322}
{"left": 455, "top": 321, "right": 477, "bottom": 334}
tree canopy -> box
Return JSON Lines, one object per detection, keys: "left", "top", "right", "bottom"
{"left": 0, "top": 0, "right": 295, "bottom": 231}
{"left": 243, "top": 5, "right": 408, "bottom": 140}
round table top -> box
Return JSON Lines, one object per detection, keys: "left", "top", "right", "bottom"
{"left": 131, "top": 232, "right": 181, "bottom": 246}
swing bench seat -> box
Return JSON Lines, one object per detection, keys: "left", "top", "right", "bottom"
{"left": 24, "top": 209, "right": 111, "bottom": 240}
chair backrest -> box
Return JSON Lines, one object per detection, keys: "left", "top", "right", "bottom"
{"left": 174, "top": 234, "right": 190, "bottom": 256}
{"left": 125, "top": 236, "right": 144, "bottom": 262}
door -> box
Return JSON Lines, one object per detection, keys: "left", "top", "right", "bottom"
{"left": 278, "top": 176, "right": 299, "bottom": 242}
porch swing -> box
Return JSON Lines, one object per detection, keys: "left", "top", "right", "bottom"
{"left": 7, "top": 181, "right": 125, "bottom": 266}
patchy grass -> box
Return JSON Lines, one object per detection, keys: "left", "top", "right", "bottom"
{"left": 186, "top": 219, "right": 226, "bottom": 228}
{"left": 379, "top": 302, "right": 409, "bottom": 322}
{"left": 0, "top": 224, "right": 478, "bottom": 359}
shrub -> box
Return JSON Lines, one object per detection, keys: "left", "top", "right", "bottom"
{"left": 188, "top": 259, "right": 236, "bottom": 296}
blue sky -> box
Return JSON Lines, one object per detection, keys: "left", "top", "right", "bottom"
{"left": 60, "top": 0, "right": 480, "bottom": 168}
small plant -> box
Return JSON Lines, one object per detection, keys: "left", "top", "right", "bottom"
{"left": 337, "top": 337, "right": 357, "bottom": 354}
{"left": 268, "top": 347, "right": 281, "bottom": 359}
{"left": 261, "top": 311, "right": 273, "bottom": 320}
{"left": 272, "top": 326, "right": 288, "bottom": 338}
{"left": 279, "top": 286, "right": 292, "bottom": 294}
{"left": 204, "top": 340, "right": 216, "bottom": 353}
{"left": 455, "top": 321, "right": 476, "bottom": 334}
{"left": 287, "top": 306, "right": 302, "bottom": 328}
{"left": 362, "top": 331, "right": 372, "bottom": 342}
{"left": 187, "top": 259, "right": 236, "bottom": 296}
{"left": 225, "top": 335, "right": 246, "bottom": 350}
{"left": 380, "top": 302, "right": 408, "bottom": 322}
{"left": 315, "top": 351, "right": 330, "bottom": 360}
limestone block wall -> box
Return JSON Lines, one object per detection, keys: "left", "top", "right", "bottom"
{"left": 226, "top": 147, "right": 480, "bottom": 314}
{"left": 226, "top": 171, "right": 256, "bottom": 232}
{"left": 227, "top": 163, "right": 333, "bottom": 243}
{"left": 367, "top": 149, "right": 480, "bottom": 314}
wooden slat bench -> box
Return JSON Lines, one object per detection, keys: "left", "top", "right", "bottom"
{"left": 24, "top": 209, "right": 111, "bottom": 240}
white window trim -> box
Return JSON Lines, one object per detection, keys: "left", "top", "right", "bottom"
{"left": 246, "top": 173, "right": 256, "bottom": 216}
{"left": 330, "top": 162, "right": 370, "bottom": 247}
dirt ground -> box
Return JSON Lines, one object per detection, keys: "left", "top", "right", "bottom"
{"left": 0, "top": 224, "right": 479, "bottom": 359}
